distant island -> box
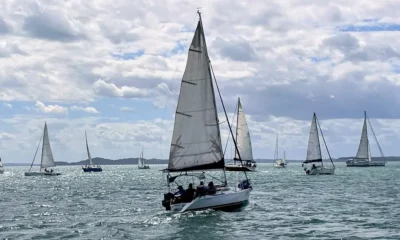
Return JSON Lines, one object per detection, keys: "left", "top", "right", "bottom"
{"left": 4, "top": 156, "right": 400, "bottom": 166}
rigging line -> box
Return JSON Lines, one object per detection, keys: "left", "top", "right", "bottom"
{"left": 29, "top": 134, "right": 43, "bottom": 172}
{"left": 316, "top": 114, "right": 335, "bottom": 168}
{"left": 366, "top": 115, "right": 386, "bottom": 159}
{"left": 223, "top": 100, "right": 238, "bottom": 157}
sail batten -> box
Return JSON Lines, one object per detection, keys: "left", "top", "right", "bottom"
{"left": 167, "top": 20, "right": 223, "bottom": 172}
{"left": 356, "top": 112, "right": 369, "bottom": 159}
{"left": 305, "top": 113, "right": 322, "bottom": 163}
{"left": 40, "top": 123, "right": 55, "bottom": 169}
{"left": 234, "top": 98, "right": 253, "bottom": 161}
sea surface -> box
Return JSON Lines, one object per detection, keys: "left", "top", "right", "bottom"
{"left": 1, "top": 163, "right": 399, "bottom": 240}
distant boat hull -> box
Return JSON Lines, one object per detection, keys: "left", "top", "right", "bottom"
{"left": 138, "top": 166, "right": 150, "bottom": 169}
{"left": 0, "top": 168, "right": 4, "bottom": 174}
{"left": 346, "top": 160, "right": 386, "bottom": 167}
{"left": 82, "top": 166, "right": 102, "bottom": 172}
{"left": 225, "top": 164, "right": 256, "bottom": 172}
{"left": 169, "top": 188, "right": 251, "bottom": 212}
{"left": 24, "top": 172, "right": 61, "bottom": 176}
{"left": 306, "top": 167, "right": 335, "bottom": 175}
{"left": 273, "top": 161, "right": 287, "bottom": 168}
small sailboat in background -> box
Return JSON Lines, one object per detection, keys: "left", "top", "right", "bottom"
{"left": 225, "top": 98, "right": 256, "bottom": 172}
{"left": 0, "top": 157, "right": 4, "bottom": 174}
{"left": 82, "top": 131, "right": 102, "bottom": 172}
{"left": 302, "top": 113, "right": 335, "bottom": 175}
{"left": 346, "top": 111, "right": 386, "bottom": 167}
{"left": 138, "top": 149, "right": 150, "bottom": 169}
{"left": 25, "top": 122, "right": 61, "bottom": 176}
{"left": 273, "top": 134, "right": 287, "bottom": 168}
{"left": 161, "top": 11, "right": 251, "bottom": 212}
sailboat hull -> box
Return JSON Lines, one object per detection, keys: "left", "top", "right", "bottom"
{"left": 0, "top": 168, "right": 4, "bottom": 174}
{"left": 170, "top": 188, "right": 251, "bottom": 212}
{"left": 82, "top": 166, "right": 102, "bottom": 172}
{"left": 138, "top": 166, "right": 150, "bottom": 169}
{"left": 346, "top": 160, "right": 386, "bottom": 167}
{"left": 24, "top": 172, "right": 61, "bottom": 176}
{"left": 306, "top": 167, "right": 335, "bottom": 175}
{"left": 225, "top": 164, "right": 256, "bottom": 172}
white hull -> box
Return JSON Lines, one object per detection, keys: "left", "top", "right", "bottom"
{"left": 225, "top": 164, "right": 256, "bottom": 172}
{"left": 170, "top": 188, "right": 251, "bottom": 212}
{"left": 346, "top": 160, "right": 386, "bottom": 167}
{"left": 307, "top": 167, "right": 335, "bottom": 175}
{"left": 273, "top": 162, "right": 287, "bottom": 168}
{"left": 24, "top": 172, "right": 61, "bottom": 176}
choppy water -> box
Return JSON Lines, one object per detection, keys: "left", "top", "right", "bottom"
{"left": 1, "top": 163, "right": 400, "bottom": 239}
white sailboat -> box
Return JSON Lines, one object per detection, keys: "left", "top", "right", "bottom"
{"left": 0, "top": 157, "right": 4, "bottom": 174}
{"left": 82, "top": 131, "right": 102, "bottom": 172}
{"left": 346, "top": 111, "right": 386, "bottom": 167}
{"left": 138, "top": 149, "right": 150, "bottom": 169}
{"left": 161, "top": 11, "right": 252, "bottom": 212}
{"left": 302, "top": 113, "right": 335, "bottom": 175}
{"left": 273, "top": 134, "right": 287, "bottom": 168}
{"left": 225, "top": 98, "right": 256, "bottom": 172}
{"left": 25, "top": 122, "right": 61, "bottom": 176}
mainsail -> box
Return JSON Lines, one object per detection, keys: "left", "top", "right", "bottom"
{"left": 234, "top": 98, "right": 253, "bottom": 162}
{"left": 356, "top": 111, "right": 369, "bottom": 159}
{"left": 40, "top": 123, "right": 55, "bottom": 169}
{"left": 85, "top": 131, "right": 94, "bottom": 165}
{"left": 138, "top": 149, "right": 144, "bottom": 168}
{"left": 282, "top": 151, "right": 286, "bottom": 164}
{"left": 167, "top": 19, "right": 223, "bottom": 172}
{"left": 304, "top": 113, "right": 322, "bottom": 163}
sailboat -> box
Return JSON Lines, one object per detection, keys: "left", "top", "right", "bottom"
{"left": 346, "top": 111, "right": 386, "bottom": 167}
{"left": 273, "top": 134, "right": 287, "bottom": 168}
{"left": 25, "top": 122, "right": 61, "bottom": 176}
{"left": 0, "top": 157, "right": 4, "bottom": 174}
{"left": 161, "top": 11, "right": 252, "bottom": 212}
{"left": 82, "top": 131, "right": 102, "bottom": 172}
{"left": 302, "top": 113, "right": 335, "bottom": 175}
{"left": 225, "top": 98, "right": 256, "bottom": 172}
{"left": 138, "top": 149, "right": 150, "bottom": 169}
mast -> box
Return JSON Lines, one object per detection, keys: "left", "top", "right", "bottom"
{"left": 316, "top": 114, "right": 334, "bottom": 167}
{"left": 199, "top": 10, "right": 248, "bottom": 180}
{"left": 234, "top": 98, "right": 240, "bottom": 164}
{"left": 29, "top": 134, "right": 43, "bottom": 172}
{"left": 85, "top": 131, "right": 93, "bottom": 165}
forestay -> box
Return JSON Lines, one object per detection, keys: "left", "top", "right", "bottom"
{"left": 356, "top": 113, "right": 369, "bottom": 159}
{"left": 168, "top": 20, "right": 223, "bottom": 172}
{"left": 41, "top": 123, "right": 55, "bottom": 169}
{"left": 85, "top": 131, "right": 94, "bottom": 165}
{"left": 304, "top": 113, "right": 322, "bottom": 163}
{"left": 234, "top": 98, "right": 253, "bottom": 161}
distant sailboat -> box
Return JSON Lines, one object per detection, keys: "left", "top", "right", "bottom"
{"left": 273, "top": 134, "right": 287, "bottom": 168}
{"left": 25, "top": 122, "right": 61, "bottom": 176}
{"left": 302, "top": 113, "right": 335, "bottom": 175}
{"left": 82, "top": 131, "right": 102, "bottom": 172}
{"left": 0, "top": 157, "right": 4, "bottom": 174}
{"left": 138, "top": 149, "right": 150, "bottom": 169}
{"left": 346, "top": 111, "right": 386, "bottom": 167}
{"left": 161, "top": 11, "right": 252, "bottom": 212}
{"left": 225, "top": 98, "right": 256, "bottom": 172}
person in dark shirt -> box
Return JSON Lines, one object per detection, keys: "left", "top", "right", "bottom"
{"left": 183, "top": 183, "right": 196, "bottom": 202}
{"left": 207, "top": 181, "right": 216, "bottom": 195}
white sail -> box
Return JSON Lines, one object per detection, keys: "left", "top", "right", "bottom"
{"left": 40, "top": 123, "right": 55, "bottom": 169}
{"left": 306, "top": 113, "right": 322, "bottom": 162}
{"left": 168, "top": 20, "right": 223, "bottom": 171}
{"left": 283, "top": 151, "right": 286, "bottom": 164}
{"left": 138, "top": 149, "right": 144, "bottom": 168}
{"left": 356, "top": 112, "right": 369, "bottom": 159}
{"left": 85, "top": 131, "right": 94, "bottom": 165}
{"left": 234, "top": 98, "right": 253, "bottom": 161}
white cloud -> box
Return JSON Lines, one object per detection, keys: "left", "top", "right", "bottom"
{"left": 3, "top": 102, "right": 12, "bottom": 108}
{"left": 70, "top": 106, "right": 100, "bottom": 114}
{"left": 120, "top": 106, "right": 135, "bottom": 112}
{"left": 34, "top": 101, "right": 68, "bottom": 115}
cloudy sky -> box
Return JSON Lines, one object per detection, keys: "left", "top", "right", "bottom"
{"left": 1, "top": 0, "right": 400, "bottom": 163}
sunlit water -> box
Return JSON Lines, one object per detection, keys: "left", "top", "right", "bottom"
{"left": 1, "top": 163, "right": 399, "bottom": 239}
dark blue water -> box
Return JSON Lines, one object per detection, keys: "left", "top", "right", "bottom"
{"left": 1, "top": 163, "right": 399, "bottom": 239}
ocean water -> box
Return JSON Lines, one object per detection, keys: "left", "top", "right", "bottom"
{"left": 1, "top": 163, "right": 399, "bottom": 240}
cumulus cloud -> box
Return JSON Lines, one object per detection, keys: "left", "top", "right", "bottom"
{"left": 70, "top": 106, "right": 100, "bottom": 114}
{"left": 120, "top": 106, "right": 135, "bottom": 112}
{"left": 34, "top": 101, "right": 68, "bottom": 115}
{"left": 3, "top": 102, "right": 12, "bottom": 108}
